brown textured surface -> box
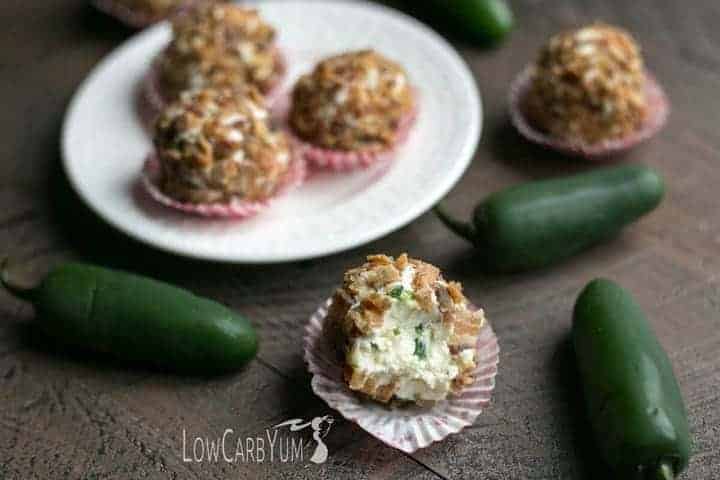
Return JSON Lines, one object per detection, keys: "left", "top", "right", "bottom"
{"left": 1, "top": 0, "right": 719, "bottom": 478}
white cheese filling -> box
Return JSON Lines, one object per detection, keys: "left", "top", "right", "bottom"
{"left": 346, "top": 267, "right": 465, "bottom": 401}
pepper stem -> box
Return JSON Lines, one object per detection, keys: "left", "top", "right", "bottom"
{"left": 1, "top": 257, "right": 35, "bottom": 302}
{"left": 433, "top": 204, "right": 476, "bottom": 244}
{"left": 648, "top": 460, "right": 675, "bottom": 480}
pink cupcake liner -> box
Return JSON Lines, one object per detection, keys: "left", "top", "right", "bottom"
{"left": 304, "top": 297, "right": 499, "bottom": 453}
{"left": 286, "top": 107, "right": 418, "bottom": 172}
{"left": 140, "top": 151, "right": 306, "bottom": 218}
{"left": 92, "top": 0, "right": 190, "bottom": 28}
{"left": 509, "top": 65, "right": 670, "bottom": 160}
{"left": 140, "top": 48, "right": 287, "bottom": 127}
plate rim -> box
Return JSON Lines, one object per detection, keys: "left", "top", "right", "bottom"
{"left": 61, "top": 0, "right": 482, "bottom": 264}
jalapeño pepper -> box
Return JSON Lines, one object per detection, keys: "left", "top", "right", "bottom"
{"left": 573, "top": 279, "right": 692, "bottom": 479}
{"left": 2, "top": 260, "right": 258, "bottom": 374}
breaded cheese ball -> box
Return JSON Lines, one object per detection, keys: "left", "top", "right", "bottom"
{"left": 289, "top": 50, "right": 415, "bottom": 152}
{"left": 158, "top": 2, "right": 283, "bottom": 100}
{"left": 326, "top": 254, "right": 485, "bottom": 404}
{"left": 153, "top": 87, "right": 290, "bottom": 203}
{"left": 525, "top": 23, "right": 648, "bottom": 144}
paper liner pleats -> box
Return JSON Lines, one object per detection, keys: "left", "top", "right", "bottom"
{"left": 509, "top": 65, "right": 669, "bottom": 160}
{"left": 141, "top": 152, "right": 306, "bottom": 218}
{"left": 304, "top": 297, "right": 499, "bottom": 453}
{"left": 288, "top": 106, "right": 418, "bottom": 171}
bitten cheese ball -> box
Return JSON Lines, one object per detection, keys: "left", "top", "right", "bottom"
{"left": 326, "top": 254, "right": 485, "bottom": 404}
{"left": 157, "top": 2, "right": 283, "bottom": 100}
{"left": 153, "top": 87, "right": 290, "bottom": 203}
{"left": 525, "top": 23, "right": 648, "bottom": 144}
{"left": 289, "top": 50, "right": 415, "bottom": 152}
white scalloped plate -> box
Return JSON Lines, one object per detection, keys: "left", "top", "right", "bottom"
{"left": 61, "top": 0, "right": 482, "bottom": 263}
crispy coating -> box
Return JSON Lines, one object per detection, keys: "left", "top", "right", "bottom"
{"left": 327, "top": 254, "right": 485, "bottom": 404}
{"left": 526, "top": 23, "right": 647, "bottom": 144}
{"left": 154, "top": 87, "right": 290, "bottom": 203}
{"left": 158, "top": 1, "right": 283, "bottom": 100}
{"left": 289, "top": 50, "right": 414, "bottom": 152}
